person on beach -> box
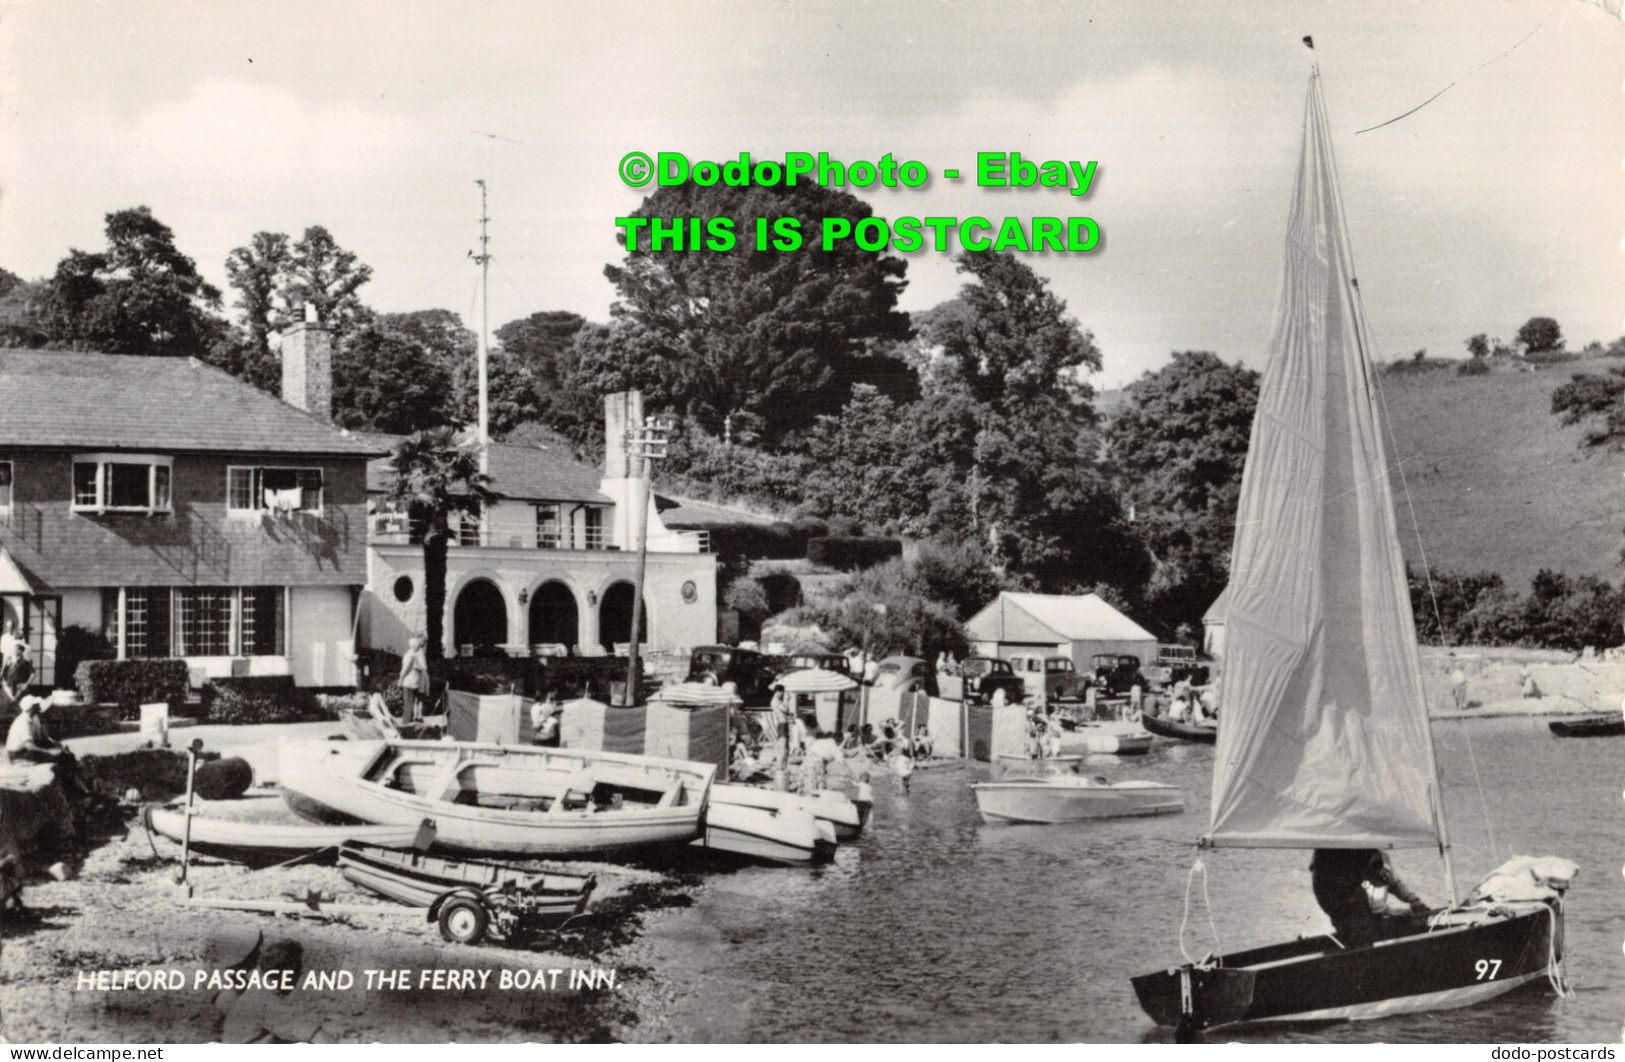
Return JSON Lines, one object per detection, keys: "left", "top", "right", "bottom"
{"left": 889, "top": 742, "right": 914, "bottom": 794}
{"left": 1450, "top": 662, "right": 1467, "bottom": 711}
{"left": 1519, "top": 664, "right": 1541, "bottom": 699}
{"left": 2, "top": 643, "right": 34, "bottom": 709}
{"left": 397, "top": 635, "right": 428, "bottom": 722}
{"left": 1310, "top": 849, "right": 1430, "bottom": 949}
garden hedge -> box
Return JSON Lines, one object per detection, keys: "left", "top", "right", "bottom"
{"left": 806, "top": 536, "right": 903, "bottom": 571}
{"left": 75, "top": 659, "right": 190, "bottom": 713}
{"left": 203, "top": 675, "right": 325, "bottom": 725}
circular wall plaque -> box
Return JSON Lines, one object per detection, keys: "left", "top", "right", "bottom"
{"left": 681, "top": 580, "right": 698, "bottom": 604}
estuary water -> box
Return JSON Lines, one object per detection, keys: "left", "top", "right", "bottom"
{"left": 635, "top": 716, "right": 1624, "bottom": 1043}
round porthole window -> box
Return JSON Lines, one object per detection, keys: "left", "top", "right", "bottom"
{"left": 393, "top": 575, "right": 415, "bottom": 603}
{"left": 681, "top": 580, "right": 697, "bottom": 604}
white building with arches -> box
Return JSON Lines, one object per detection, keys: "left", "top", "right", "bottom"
{"left": 361, "top": 393, "right": 717, "bottom": 660}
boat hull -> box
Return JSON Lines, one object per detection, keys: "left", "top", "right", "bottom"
{"left": 712, "top": 783, "right": 862, "bottom": 840}
{"left": 279, "top": 739, "right": 713, "bottom": 858}
{"left": 1131, "top": 902, "right": 1561, "bottom": 1032}
{"left": 1057, "top": 730, "right": 1154, "bottom": 756}
{"left": 143, "top": 804, "right": 426, "bottom": 867}
{"left": 691, "top": 802, "right": 830, "bottom": 865}
{"left": 337, "top": 842, "right": 594, "bottom": 925}
{"left": 1140, "top": 713, "right": 1217, "bottom": 744}
{"left": 972, "top": 778, "right": 1183, "bottom": 824}
{"left": 1548, "top": 715, "right": 1624, "bottom": 738}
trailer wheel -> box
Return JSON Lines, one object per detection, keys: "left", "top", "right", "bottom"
{"left": 438, "top": 897, "right": 489, "bottom": 944}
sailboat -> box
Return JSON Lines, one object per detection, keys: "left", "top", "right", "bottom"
{"left": 1131, "top": 68, "right": 1573, "bottom": 1035}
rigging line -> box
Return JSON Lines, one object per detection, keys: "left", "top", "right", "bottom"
{"left": 1354, "top": 3, "right": 1563, "bottom": 135}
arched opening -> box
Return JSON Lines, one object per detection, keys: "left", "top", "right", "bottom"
{"left": 452, "top": 578, "right": 507, "bottom": 652}
{"left": 527, "top": 581, "right": 579, "bottom": 651}
{"left": 598, "top": 581, "right": 647, "bottom": 652}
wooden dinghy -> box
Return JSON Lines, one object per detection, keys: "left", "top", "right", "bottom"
{"left": 337, "top": 841, "right": 595, "bottom": 928}
{"left": 1139, "top": 711, "right": 1217, "bottom": 744}
{"left": 279, "top": 739, "right": 714, "bottom": 858}
{"left": 1548, "top": 714, "right": 1624, "bottom": 738}
{"left": 143, "top": 803, "right": 428, "bottom": 867}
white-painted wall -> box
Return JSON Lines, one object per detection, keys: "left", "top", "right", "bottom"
{"left": 289, "top": 585, "right": 356, "bottom": 686}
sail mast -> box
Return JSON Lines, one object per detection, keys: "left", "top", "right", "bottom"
{"left": 1309, "top": 72, "right": 1459, "bottom": 903}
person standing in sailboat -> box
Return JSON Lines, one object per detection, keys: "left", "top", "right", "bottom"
{"left": 1310, "top": 849, "right": 1431, "bottom": 949}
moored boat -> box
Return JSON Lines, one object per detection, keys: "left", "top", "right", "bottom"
{"left": 713, "top": 782, "right": 864, "bottom": 840}
{"left": 691, "top": 802, "right": 832, "bottom": 865}
{"left": 280, "top": 738, "right": 714, "bottom": 857}
{"left": 143, "top": 803, "right": 429, "bottom": 867}
{"left": 1547, "top": 714, "right": 1624, "bottom": 738}
{"left": 1139, "top": 710, "right": 1216, "bottom": 744}
{"left": 972, "top": 776, "right": 1183, "bottom": 824}
{"left": 1056, "top": 727, "right": 1155, "bottom": 756}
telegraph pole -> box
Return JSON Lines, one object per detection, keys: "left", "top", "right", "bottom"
{"left": 622, "top": 415, "right": 672, "bottom": 707}
{"left": 472, "top": 180, "right": 491, "bottom": 476}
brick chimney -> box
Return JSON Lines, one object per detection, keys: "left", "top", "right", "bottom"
{"left": 273, "top": 304, "right": 332, "bottom": 422}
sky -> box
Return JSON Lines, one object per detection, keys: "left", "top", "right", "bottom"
{"left": 1, "top": 0, "right": 1622, "bottom": 387}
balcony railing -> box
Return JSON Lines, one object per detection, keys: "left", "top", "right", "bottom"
{"left": 369, "top": 513, "right": 710, "bottom": 553}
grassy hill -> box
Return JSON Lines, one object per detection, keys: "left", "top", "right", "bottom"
{"left": 1377, "top": 357, "right": 1625, "bottom": 590}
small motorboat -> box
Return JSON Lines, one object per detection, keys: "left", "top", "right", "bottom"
{"left": 1140, "top": 710, "right": 1217, "bottom": 744}
{"left": 1057, "top": 727, "right": 1154, "bottom": 756}
{"left": 337, "top": 841, "right": 595, "bottom": 927}
{"left": 144, "top": 803, "right": 429, "bottom": 867}
{"left": 713, "top": 782, "right": 862, "bottom": 840}
{"left": 280, "top": 739, "right": 714, "bottom": 857}
{"left": 692, "top": 802, "right": 833, "bottom": 865}
{"left": 1548, "top": 714, "right": 1624, "bottom": 738}
{"left": 972, "top": 776, "right": 1184, "bottom": 824}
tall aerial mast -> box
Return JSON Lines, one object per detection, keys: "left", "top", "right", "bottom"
{"left": 472, "top": 179, "right": 491, "bottom": 475}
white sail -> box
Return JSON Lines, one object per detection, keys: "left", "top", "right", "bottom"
{"left": 1206, "top": 74, "right": 1443, "bottom": 850}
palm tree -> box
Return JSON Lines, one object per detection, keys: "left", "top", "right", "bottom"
{"left": 388, "top": 428, "right": 495, "bottom": 659}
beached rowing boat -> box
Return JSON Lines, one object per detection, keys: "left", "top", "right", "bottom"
{"left": 143, "top": 803, "right": 428, "bottom": 867}
{"left": 337, "top": 841, "right": 595, "bottom": 927}
{"left": 280, "top": 739, "right": 714, "bottom": 857}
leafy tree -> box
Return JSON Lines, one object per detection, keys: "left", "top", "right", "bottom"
{"left": 0, "top": 274, "right": 52, "bottom": 348}
{"left": 1407, "top": 567, "right": 1507, "bottom": 645}
{"left": 1105, "top": 351, "right": 1260, "bottom": 628}
{"left": 787, "top": 556, "right": 968, "bottom": 659}
{"left": 225, "top": 232, "right": 291, "bottom": 356}
{"left": 333, "top": 325, "right": 455, "bottom": 434}
{"left": 1517, "top": 316, "right": 1563, "bottom": 356}
{"left": 1465, "top": 333, "right": 1490, "bottom": 360}
{"left": 926, "top": 250, "right": 1101, "bottom": 409}
{"left": 278, "top": 226, "right": 374, "bottom": 338}
{"left": 45, "top": 206, "right": 224, "bottom": 357}
{"left": 604, "top": 181, "right": 913, "bottom": 441}
{"left": 388, "top": 428, "right": 495, "bottom": 659}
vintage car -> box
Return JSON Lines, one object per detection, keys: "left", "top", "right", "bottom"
{"left": 953, "top": 655, "right": 1028, "bottom": 706}
{"left": 1007, "top": 652, "right": 1089, "bottom": 704}
{"left": 685, "top": 645, "right": 777, "bottom": 706}
{"left": 868, "top": 655, "right": 939, "bottom": 697}
{"left": 765, "top": 651, "right": 852, "bottom": 680}
{"left": 1139, "top": 644, "right": 1211, "bottom": 689}
{"left": 1086, "top": 653, "right": 1145, "bottom": 697}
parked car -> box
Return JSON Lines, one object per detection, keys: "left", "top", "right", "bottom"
{"left": 765, "top": 651, "right": 852, "bottom": 680}
{"left": 868, "top": 656, "right": 939, "bottom": 697}
{"left": 955, "top": 655, "right": 1028, "bottom": 706}
{"left": 1007, "top": 652, "right": 1089, "bottom": 704}
{"left": 1139, "top": 644, "right": 1211, "bottom": 690}
{"left": 1086, "top": 654, "right": 1144, "bottom": 697}
{"left": 686, "top": 645, "right": 777, "bottom": 706}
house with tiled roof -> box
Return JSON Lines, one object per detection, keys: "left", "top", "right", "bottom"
{"left": 0, "top": 316, "right": 382, "bottom": 687}
{"left": 362, "top": 391, "right": 718, "bottom": 659}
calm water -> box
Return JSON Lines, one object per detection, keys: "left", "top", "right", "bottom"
{"left": 636, "top": 717, "right": 1624, "bottom": 1043}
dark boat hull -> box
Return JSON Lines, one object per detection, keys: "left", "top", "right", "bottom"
{"left": 338, "top": 842, "right": 594, "bottom": 927}
{"left": 1132, "top": 902, "right": 1561, "bottom": 1032}
{"left": 1548, "top": 715, "right": 1624, "bottom": 738}
{"left": 1140, "top": 713, "right": 1217, "bottom": 744}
